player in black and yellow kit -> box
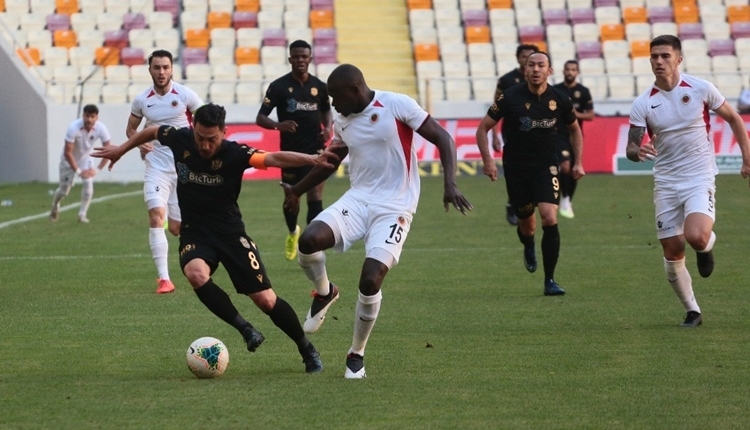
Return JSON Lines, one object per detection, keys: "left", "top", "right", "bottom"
{"left": 552, "top": 60, "right": 594, "bottom": 219}
{"left": 93, "top": 103, "right": 340, "bottom": 373}
{"left": 476, "top": 52, "right": 585, "bottom": 296}
{"left": 256, "top": 40, "right": 333, "bottom": 260}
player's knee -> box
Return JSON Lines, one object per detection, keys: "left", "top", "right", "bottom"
{"left": 298, "top": 227, "right": 329, "bottom": 254}
{"left": 168, "top": 221, "right": 181, "bottom": 236}
{"left": 250, "top": 290, "right": 276, "bottom": 313}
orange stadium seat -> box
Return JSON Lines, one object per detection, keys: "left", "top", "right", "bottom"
{"left": 465, "top": 26, "right": 490, "bottom": 44}
{"left": 55, "top": 0, "right": 79, "bottom": 15}
{"left": 0, "top": 0, "right": 4, "bottom": 12}
{"left": 185, "top": 28, "right": 210, "bottom": 48}
{"left": 53, "top": 29, "right": 77, "bottom": 48}
{"left": 728, "top": 5, "right": 750, "bottom": 25}
{"left": 407, "top": 0, "right": 431, "bottom": 9}
{"left": 487, "top": 0, "right": 512, "bottom": 9}
{"left": 95, "top": 46, "right": 120, "bottom": 65}
{"left": 235, "top": 0, "right": 259, "bottom": 13}
{"left": 235, "top": 46, "right": 259, "bottom": 64}
{"left": 310, "top": 10, "right": 333, "bottom": 29}
{"left": 671, "top": 0, "right": 695, "bottom": 8}
{"left": 17, "top": 48, "right": 42, "bottom": 66}
{"left": 630, "top": 40, "right": 650, "bottom": 57}
{"left": 414, "top": 43, "right": 439, "bottom": 62}
{"left": 534, "top": 40, "right": 547, "bottom": 53}
{"left": 208, "top": 11, "right": 232, "bottom": 29}
{"left": 674, "top": 5, "right": 699, "bottom": 25}
{"left": 623, "top": 7, "right": 648, "bottom": 24}
{"left": 600, "top": 23, "right": 625, "bottom": 41}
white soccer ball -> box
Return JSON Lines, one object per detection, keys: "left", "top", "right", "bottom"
{"left": 186, "top": 337, "right": 229, "bottom": 379}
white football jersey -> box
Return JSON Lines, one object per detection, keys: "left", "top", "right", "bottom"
{"left": 334, "top": 90, "right": 429, "bottom": 213}
{"left": 130, "top": 81, "right": 204, "bottom": 172}
{"left": 630, "top": 73, "right": 724, "bottom": 183}
{"left": 62, "top": 118, "right": 111, "bottom": 164}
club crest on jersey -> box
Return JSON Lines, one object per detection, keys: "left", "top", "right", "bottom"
{"left": 288, "top": 87, "right": 293, "bottom": 93}
{"left": 162, "top": 126, "right": 173, "bottom": 136}
{"left": 370, "top": 113, "right": 379, "bottom": 123}
{"left": 397, "top": 216, "right": 406, "bottom": 225}
{"left": 682, "top": 95, "right": 690, "bottom": 104}
{"left": 574, "top": 91, "right": 581, "bottom": 98}
{"left": 211, "top": 160, "right": 223, "bottom": 170}
{"left": 89, "top": 135, "right": 95, "bottom": 140}
{"left": 549, "top": 100, "right": 557, "bottom": 111}
{"left": 311, "top": 87, "right": 318, "bottom": 96}
{"left": 183, "top": 150, "right": 190, "bottom": 159}
{"left": 550, "top": 165, "right": 558, "bottom": 175}
{"left": 490, "top": 103, "right": 499, "bottom": 112}
{"left": 525, "top": 103, "right": 531, "bottom": 110}
{"left": 239, "top": 237, "right": 250, "bottom": 249}
{"left": 171, "top": 100, "right": 178, "bottom": 108}
{"left": 263, "top": 97, "right": 271, "bottom": 106}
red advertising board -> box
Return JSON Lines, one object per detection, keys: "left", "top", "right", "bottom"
{"left": 229, "top": 115, "right": 750, "bottom": 179}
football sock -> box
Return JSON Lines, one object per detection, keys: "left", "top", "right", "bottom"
{"left": 559, "top": 173, "right": 571, "bottom": 199}
{"left": 265, "top": 297, "right": 311, "bottom": 352}
{"left": 349, "top": 291, "right": 382, "bottom": 356}
{"left": 516, "top": 226, "right": 534, "bottom": 247}
{"left": 541, "top": 224, "right": 560, "bottom": 280}
{"left": 149, "top": 228, "right": 170, "bottom": 280}
{"left": 79, "top": 177, "right": 93, "bottom": 218}
{"left": 52, "top": 186, "right": 68, "bottom": 207}
{"left": 307, "top": 200, "right": 323, "bottom": 225}
{"left": 698, "top": 231, "right": 716, "bottom": 253}
{"left": 298, "top": 250, "right": 330, "bottom": 295}
{"left": 283, "top": 208, "right": 298, "bottom": 233}
{"left": 194, "top": 279, "right": 250, "bottom": 331}
{"left": 568, "top": 177, "right": 578, "bottom": 201}
{"left": 664, "top": 257, "right": 700, "bottom": 313}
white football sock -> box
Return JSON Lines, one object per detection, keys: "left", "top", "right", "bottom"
{"left": 698, "top": 231, "right": 716, "bottom": 253}
{"left": 349, "top": 291, "right": 382, "bottom": 356}
{"left": 664, "top": 257, "right": 700, "bottom": 313}
{"left": 149, "top": 228, "right": 169, "bottom": 280}
{"left": 52, "top": 186, "right": 68, "bottom": 207}
{"left": 298, "top": 250, "right": 329, "bottom": 295}
{"left": 78, "top": 178, "right": 93, "bottom": 217}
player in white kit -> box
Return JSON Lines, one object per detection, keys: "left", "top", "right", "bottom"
{"left": 50, "top": 104, "right": 112, "bottom": 223}
{"left": 282, "top": 64, "right": 473, "bottom": 378}
{"left": 127, "top": 50, "right": 204, "bottom": 294}
{"left": 626, "top": 35, "right": 750, "bottom": 327}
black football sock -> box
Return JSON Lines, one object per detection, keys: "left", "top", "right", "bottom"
{"left": 307, "top": 200, "right": 323, "bottom": 225}
{"left": 559, "top": 173, "right": 571, "bottom": 198}
{"left": 516, "top": 226, "right": 534, "bottom": 247}
{"left": 283, "top": 208, "right": 298, "bottom": 232}
{"left": 194, "top": 279, "right": 252, "bottom": 333}
{"left": 265, "top": 297, "right": 312, "bottom": 354}
{"left": 568, "top": 177, "right": 578, "bottom": 201}
{"left": 541, "top": 224, "right": 561, "bottom": 280}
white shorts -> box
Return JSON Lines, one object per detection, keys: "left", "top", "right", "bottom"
{"left": 654, "top": 179, "right": 716, "bottom": 239}
{"left": 143, "top": 167, "right": 181, "bottom": 221}
{"left": 58, "top": 157, "right": 95, "bottom": 189}
{"left": 315, "top": 191, "right": 413, "bottom": 269}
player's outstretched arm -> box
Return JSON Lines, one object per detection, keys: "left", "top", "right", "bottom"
{"left": 92, "top": 126, "right": 160, "bottom": 170}
{"left": 263, "top": 148, "right": 339, "bottom": 169}
{"left": 283, "top": 142, "right": 347, "bottom": 205}
{"left": 419, "top": 118, "right": 473, "bottom": 214}
{"left": 714, "top": 102, "right": 750, "bottom": 182}
{"left": 475, "top": 115, "right": 499, "bottom": 181}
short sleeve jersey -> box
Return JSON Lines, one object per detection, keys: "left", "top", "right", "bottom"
{"left": 62, "top": 119, "right": 111, "bottom": 163}
{"left": 258, "top": 73, "right": 331, "bottom": 154}
{"left": 156, "top": 125, "right": 262, "bottom": 235}
{"left": 333, "top": 90, "right": 429, "bottom": 213}
{"left": 496, "top": 68, "right": 525, "bottom": 95}
{"left": 630, "top": 73, "right": 723, "bottom": 183}
{"left": 131, "top": 81, "right": 204, "bottom": 173}
{"left": 552, "top": 82, "right": 593, "bottom": 136}
{"left": 487, "top": 84, "right": 576, "bottom": 164}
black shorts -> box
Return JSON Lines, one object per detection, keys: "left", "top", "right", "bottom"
{"left": 555, "top": 135, "right": 574, "bottom": 164}
{"left": 179, "top": 231, "right": 272, "bottom": 294}
{"left": 504, "top": 160, "right": 560, "bottom": 219}
{"left": 281, "top": 165, "right": 314, "bottom": 186}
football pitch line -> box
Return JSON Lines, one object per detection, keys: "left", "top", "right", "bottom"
{"left": 0, "top": 190, "right": 141, "bottom": 230}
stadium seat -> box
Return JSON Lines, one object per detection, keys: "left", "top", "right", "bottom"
{"left": 310, "top": 0, "right": 333, "bottom": 10}
{"left": 309, "top": 9, "right": 333, "bottom": 29}
{"left": 262, "top": 28, "right": 287, "bottom": 47}
{"left": 121, "top": 47, "right": 145, "bottom": 65}
{"left": 211, "top": 63, "right": 237, "bottom": 80}
{"left": 209, "top": 0, "right": 233, "bottom": 12}
{"left": 542, "top": 9, "right": 568, "bottom": 25}
{"left": 104, "top": 29, "right": 129, "bottom": 48}
{"left": 101, "top": 83, "right": 128, "bottom": 103}
{"left": 683, "top": 54, "right": 712, "bottom": 73}
{"left": 608, "top": 75, "right": 635, "bottom": 98}
{"left": 236, "top": 81, "right": 262, "bottom": 104}
{"left": 410, "top": 9, "right": 435, "bottom": 28}
{"left": 648, "top": 6, "right": 673, "bottom": 23}
{"left": 579, "top": 57, "right": 605, "bottom": 74}
{"left": 21, "top": 13, "right": 47, "bottom": 31}
{"left": 546, "top": 24, "right": 572, "bottom": 41}
{"left": 153, "top": 0, "right": 179, "bottom": 24}
{"left": 679, "top": 23, "right": 703, "bottom": 40}
{"left": 44, "top": 46, "right": 70, "bottom": 67}
{"left": 460, "top": 0, "right": 485, "bottom": 10}
{"left": 209, "top": 82, "right": 235, "bottom": 103}
{"left": 605, "top": 56, "right": 632, "bottom": 74}
{"left": 181, "top": 11, "right": 207, "bottom": 35}
{"left": 27, "top": 29, "right": 53, "bottom": 50}
{"left": 47, "top": 13, "right": 71, "bottom": 31}
{"left": 595, "top": 6, "right": 621, "bottom": 25}
{"left": 129, "top": 0, "right": 155, "bottom": 12}
{"left": 625, "top": 22, "right": 651, "bottom": 41}
{"left": 600, "top": 23, "right": 625, "bottom": 41}
{"left": 313, "top": 27, "right": 337, "bottom": 46}
{"left": 407, "top": 0, "right": 432, "bottom": 9}
{"left": 236, "top": 27, "right": 262, "bottom": 47}
{"left": 185, "top": 28, "right": 210, "bottom": 49}
{"left": 704, "top": 22, "right": 730, "bottom": 42}
{"left": 55, "top": 0, "right": 79, "bottom": 15}
{"left": 713, "top": 73, "right": 743, "bottom": 98}
{"left": 146, "top": 11, "right": 175, "bottom": 30}
{"left": 515, "top": 8, "right": 542, "bottom": 26}
{"left": 651, "top": 22, "right": 678, "bottom": 37}
{"left": 185, "top": 63, "right": 212, "bottom": 81}
{"left": 567, "top": 0, "right": 592, "bottom": 7}
{"left": 727, "top": 5, "right": 750, "bottom": 25}
{"left": 469, "top": 60, "right": 496, "bottom": 77}
{"left": 232, "top": 12, "right": 258, "bottom": 30}
{"left": 129, "top": 63, "right": 151, "bottom": 83}
{"left": 235, "top": 46, "right": 259, "bottom": 64}
{"left": 518, "top": 25, "right": 545, "bottom": 43}
{"left": 629, "top": 39, "right": 650, "bottom": 57}
{"left": 96, "top": 12, "right": 124, "bottom": 32}
{"left": 712, "top": 55, "right": 739, "bottom": 73}
{"left": 0, "top": 13, "right": 23, "bottom": 31}
{"left": 438, "top": 25, "right": 463, "bottom": 45}
{"left": 76, "top": 29, "right": 103, "bottom": 49}
{"left": 181, "top": 47, "right": 208, "bottom": 67}
{"left": 635, "top": 74, "right": 653, "bottom": 93}
{"left": 673, "top": 5, "right": 699, "bottom": 25}
{"left": 286, "top": 27, "right": 312, "bottom": 44}
{"left": 183, "top": 0, "right": 207, "bottom": 12}
{"left": 208, "top": 46, "right": 234, "bottom": 65}
{"left": 435, "top": 8, "right": 460, "bottom": 28}
{"left": 31, "top": 0, "right": 56, "bottom": 14}
{"left": 569, "top": 7, "right": 595, "bottom": 25}
{"left": 623, "top": 7, "right": 648, "bottom": 24}
{"left": 208, "top": 11, "right": 232, "bottom": 29}
{"left": 467, "top": 42, "right": 493, "bottom": 62}
{"left": 210, "top": 28, "right": 236, "bottom": 48}
{"left": 414, "top": 43, "right": 440, "bottom": 61}
{"left": 52, "top": 29, "right": 77, "bottom": 48}
{"left": 68, "top": 46, "right": 95, "bottom": 66}
{"left": 602, "top": 39, "right": 629, "bottom": 60}
{"left": 445, "top": 79, "right": 472, "bottom": 101}
{"left": 283, "top": 9, "right": 309, "bottom": 29}
{"left": 487, "top": 0, "right": 512, "bottom": 8}
{"left": 123, "top": 13, "right": 147, "bottom": 30}
{"left": 577, "top": 41, "right": 602, "bottom": 59}
{"left": 104, "top": 0, "right": 128, "bottom": 14}
{"left": 540, "top": 0, "right": 565, "bottom": 10}
{"left": 708, "top": 39, "right": 735, "bottom": 56}
{"left": 579, "top": 75, "right": 607, "bottom": 99}
{"left": 593, "top": 0, "right": 618, "bottom": 6}
{"left": 632, "top": 57, "right": 652, "bottom": 74}
{"left": 17, "top": 48, "right": 42, "bottom": 66}
{"left": 312, "top": 45, "right": 336, "bottom": 64}
{"left": 472, "top": 77, "right": 497, "bottom": 101}
{"left": 548, "top": 40, "right": 576, "bottom": 63}
{"left": 465, "top": 25, "right": 490, "bottom": 44}
{"left": 489, "top": 8, "right": 515, "bottom": 27}
{"left": 235, "top": 0, "right": 259, "bottom": 12}
{"left": 731, "top": 22, "right": 750, "bottom": 40}
{"left": 440, "top": 42, "right": 467, "bottom": 62}
{"left": 127, "top": 28, "right": 153, "bottom": 51}
{"left": 699, "top": 4, "right": 726, "bottom": 25}
{"left": 237, "top": 63, "right": 262, "bottom": 81}
{"left": 260, "top": 45, "right": 286, "bottom": 64}
{"left": 463, "top": 9, "right": 489, "bottom": 27}
{"left": 153, "top": 28, "right": 179, "bottom": 54}
{"left": 262, "top": 63, "right": 288, "bottom": 79}
{"left": 682, "top": 38, "right": 708, "bottom": 56}
{"left": 573, "top": 23, "right": 600, "bottom": 43}
{"left": 491, "top": 24, "right": 518, "bottom": 44}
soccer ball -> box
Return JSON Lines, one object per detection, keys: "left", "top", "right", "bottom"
{"left": 186, "top": 337, "right": 229, "bottom": 379}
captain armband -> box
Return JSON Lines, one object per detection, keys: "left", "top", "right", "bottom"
{"left": 248, "top": 150, "right": 268, "bottom": 169}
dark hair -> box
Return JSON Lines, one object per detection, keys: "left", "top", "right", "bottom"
{"left": 193, "top": 103, "right": 225, "bottom": 129}
{"left": 650, "top": 34, "right": 681, "bottom": 52}
{"left": 289, "top": 39, "right": 312, "bottom": 52}
{"left": 82, "top": 104, "right": 99, "bottom": 114}
{"left": 516, "top": 44, "right": 540, "bottom": 58}
{"left": 564, "top": 59, "right": 579, "bottom": 68}
{"left": 148, "top": 49, "right": 173, "bottom": 66}
{"left": 526, "top": 51, "right": 551, "bottom": 65}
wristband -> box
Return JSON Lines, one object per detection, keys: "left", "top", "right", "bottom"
{"left": 75, "top": 168, "right": 82, "bottom": 175}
